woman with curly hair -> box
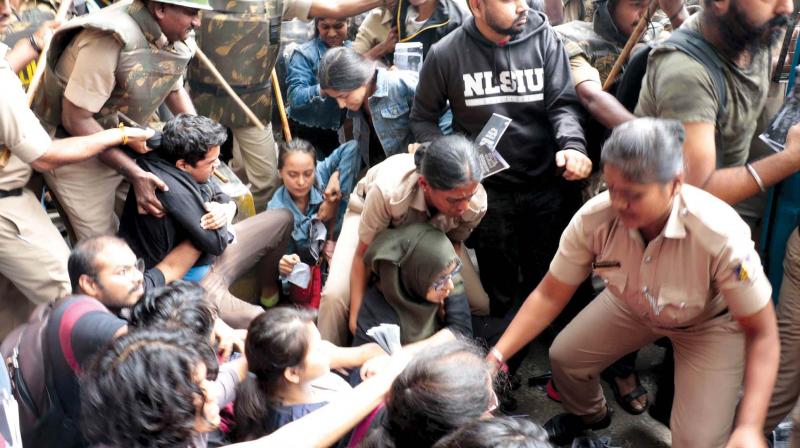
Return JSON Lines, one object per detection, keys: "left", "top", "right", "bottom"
{"left": 80, "top": 328, "right": 247, "bottom": 448}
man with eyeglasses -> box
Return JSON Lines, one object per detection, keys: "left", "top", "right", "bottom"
{"left": 16, "top": 234, "right": 238, "bottom": 447}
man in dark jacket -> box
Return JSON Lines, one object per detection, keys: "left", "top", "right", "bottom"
{"left": 410, "top": 0, "right": 590, "bottom": 318}
{"left": 119, "top": 114, "right": 292, "bottom": 328}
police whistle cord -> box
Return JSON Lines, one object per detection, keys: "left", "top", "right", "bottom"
{"left": 602, "top": 0, "right": 659, "bottom": 91}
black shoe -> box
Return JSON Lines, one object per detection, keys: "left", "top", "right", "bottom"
{"left": 544, "top": 407, "right": 613, "bottom": 446}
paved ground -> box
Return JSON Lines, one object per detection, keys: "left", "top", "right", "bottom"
{"left": 511, "top": 338, "right": 673, "bottom": 447}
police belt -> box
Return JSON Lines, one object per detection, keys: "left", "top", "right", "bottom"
{"left": 188, "top": 80, "right": 272, "bottom": 97}
{"left": 0, "top": 188, "right": 23, "bottom": 199}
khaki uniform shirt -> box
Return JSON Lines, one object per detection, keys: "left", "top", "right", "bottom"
{"left": 352, "top": 8, "right": 396, "bottom": 54}
{"left": 347, "top": 153, "right": 487, "bottom": 245}
{"left": 635, "top": 14, "right": 770, "bottom": 168}
{"left": 283, "top": 0, "right": 313, "bottom": 21}
{"left": 54, "top": 28, "right": 186, "bottom": 115}
{"left": 0, "top": 43, "right": 50, "bottom": 190}
{"left": 550, "top": 185, "right": 771, "bottom": 328}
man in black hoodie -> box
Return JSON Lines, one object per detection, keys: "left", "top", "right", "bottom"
{"left": 410, "top": 0, "right": 590, "bottom": 318}
{"left": 118, "top": 114, "right": 292, "bottom": 328}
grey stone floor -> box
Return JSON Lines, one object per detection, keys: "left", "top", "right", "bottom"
{"left": 510, "top": 339, "right": 673, "bottom": 447}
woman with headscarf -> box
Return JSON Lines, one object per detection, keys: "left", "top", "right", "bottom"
{"left": 352, "top": 222, "right": 472, "bottom": 347}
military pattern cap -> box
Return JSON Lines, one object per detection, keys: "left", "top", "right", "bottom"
{"left": 154, "top": 0, "right": 213, "bottom": 11}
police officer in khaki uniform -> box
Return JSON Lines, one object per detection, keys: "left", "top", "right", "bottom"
{"left": 31, "top": 0, "right": 211, "bottom": 241}
{"left": 0, "top": 38, "right": 151, "bottom": 320}
{"left": 491, "top": 119, "right": 780, "bottom": 448}
{"left": 189, "top": 0, "right": 390, "bottom": 210}
{"left": 319, "top": 136, "right": 490, "bottom": 346}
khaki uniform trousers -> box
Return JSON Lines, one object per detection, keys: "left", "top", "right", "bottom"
{"left": 43, "top": 156, "right": 127, "bottom": 241}
{"left": 317, "top": 209, "right": 491, "bottom": 346}
{"left": 550, "top": 289, "right": 745, "bottom": 448}
{"left": 0, "top": 190, "right": 70, "bottom": 334}
{"left": 231, "top": 124, "right": 280, "bottom": 211}
{"left": 764, "top": 228, "right": 800, "bottom": 447}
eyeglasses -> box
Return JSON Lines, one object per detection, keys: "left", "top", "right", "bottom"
{"left": 111, "top": 258, "right": 145, "bottom": 278}
{"left": 431, "top": 260, "right": 462, "bottom": 291}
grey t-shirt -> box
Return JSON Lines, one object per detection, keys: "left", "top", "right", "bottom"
{"left": 635, "top": 14, "right": 770, "bottom": 168}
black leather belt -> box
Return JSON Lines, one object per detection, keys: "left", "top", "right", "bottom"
{"left": 0, "top": 188, "right": 22, "bottom": 198}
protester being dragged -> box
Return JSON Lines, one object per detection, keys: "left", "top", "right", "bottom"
{"left": 118, "top": 114, "right": 292, "bottom": 327}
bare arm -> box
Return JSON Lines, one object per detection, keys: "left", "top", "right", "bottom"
{"left": 575, "top": 80, "right": 635, "bottom": 129}
{"left": 229, "top": 351, "right": 412, "bottom": 448}
{"left": 492, "top": 272, "right": 579, "bottom": 362}
{"left": 348, "top": 240, "right": 370, "bottom": 335}
{"left": 682, "top": 122, "right": 800, "bottom": 205}
{"left": 325, "top": 341, "right": 385, "bottom": 369}
{"left": 309, "top": 0, "right": 383, "bottom": 19}
{"left": 726, "top": 303, "right": 780, "bottom": 448}
{"left": 30, "top": 127, "right": 153, "bottom": 171}
{"left": 153, "top": 239, "right": 202, "bottom": 283}
{"left": 164, "top": 87, "right": 197, "bottom": 115}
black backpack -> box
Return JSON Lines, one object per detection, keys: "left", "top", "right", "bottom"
{"left": 584, "top": 27, "right": 729, "bottom": 166}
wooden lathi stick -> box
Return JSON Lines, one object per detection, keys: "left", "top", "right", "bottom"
{"left": 602, "top": 0, "right": 659, "bottom": 91}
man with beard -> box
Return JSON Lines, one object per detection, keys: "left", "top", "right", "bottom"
{"left": 410, "top": 0, "right": 591, "bottom": 320}
{"left": 20, "top": 235, "right": 237, "bottom": 446}
{"left": 635, "top": 0, "right": 794, "bottom": 207}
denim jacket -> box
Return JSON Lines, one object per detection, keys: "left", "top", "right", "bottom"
{"left": 286, "top": 38, "right": 352, "bottom": 130}
{"left": 349, "top": 67, "right": 418, "bottom": 165}
{"left": 349, "top": 67, "right": 452, "bottom": 166}
{"left": 267, "top": 140, "right": 360, "bottom": 261}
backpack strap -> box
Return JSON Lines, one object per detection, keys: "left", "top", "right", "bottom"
{"left": 663, "top": 27, "right": 728, "bottom": 119}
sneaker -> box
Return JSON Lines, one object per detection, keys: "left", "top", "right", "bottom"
{"left": 544, "top": 406, "right": 613, "bottom": 446}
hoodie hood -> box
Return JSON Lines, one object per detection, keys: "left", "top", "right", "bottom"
{"left": 463, "top": 9, "right": 549, "bottom": 47}
{"left": 592, "top": 0, "right": 628, "bottom": 47}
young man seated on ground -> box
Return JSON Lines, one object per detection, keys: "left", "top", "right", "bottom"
{"left": 118, "top": 114, "right": 293, "bottom": 328}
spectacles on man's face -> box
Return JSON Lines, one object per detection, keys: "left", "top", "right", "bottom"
{"left": 431, "top": 260, "right": 463, "bottom": 291}
{"left": 109, "top": 258, "right": 145, "bottom": 278}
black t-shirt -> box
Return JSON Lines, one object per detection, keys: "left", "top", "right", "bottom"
{"left": 44, "top": 296, "right": 126, "bottom": 421}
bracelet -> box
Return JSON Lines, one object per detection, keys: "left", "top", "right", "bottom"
{"left": 489, "top": 347, "right": 505, "bottom": 364}
{"left": 118, "top": 122, "right": 129, "bottom": 146}
{"left": 745, "top": 163, "right": 766, "bottom": 193}
{"left": 668, "top": 4, "right": 686, "bottom": 22}
{"left": 27, "top": 34, "right": 42, "bottom": 53}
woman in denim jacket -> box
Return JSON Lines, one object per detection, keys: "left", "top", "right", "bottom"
{"left": 318, "top": 47, "right": 428, "bottom": 168}
{"left": 267, "top": 139, "right": 360, "bottom": 288}
{"left": 286, "top": 18, "right": 352, "bottom": 158}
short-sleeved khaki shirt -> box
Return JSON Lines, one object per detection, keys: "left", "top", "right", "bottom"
{"left": 352, "top": 8, "right": 393, "bottom": 54}
{"left": 55, "top": 28, "right": 186, "bottom": 115}
{"left": 347, "top": 153, "right": 487, "bottom": 245}
{"left": 635, "top": 14, "right": 770, "bottom": 168}
{"left": 282, "top": 0, "right": 313, "bottom": 21}
{"left": 0, "top": 44, "right": 51, "bottom": 190}
{"left": 550, "top": 185, "right": 771, "bottom": 328}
